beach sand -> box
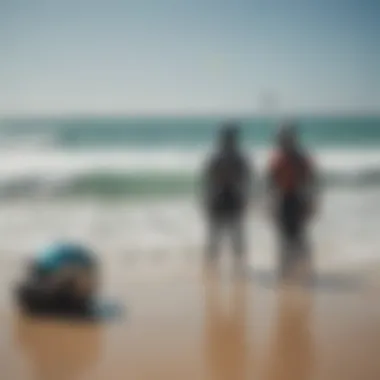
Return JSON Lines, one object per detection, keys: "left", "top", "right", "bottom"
{"left": 1, "top": 260, "right": 380, "bottom": 380}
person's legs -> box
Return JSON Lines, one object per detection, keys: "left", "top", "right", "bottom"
{"left": 205, "top": 215, "right": 224, "bottom": 270}
{"left": 278, "top": 231, "right": 295, "bottom": 281}
{"left": 278, "top": 195, "right": 313, "bottom": 284}
{"left": 294, "top": 225, "right": 314, "bottom": 284}
{"left": 229, "top": 214, "right": 247, "bottom": 276}
{"left": 277, "top": 195, "right": 300, "bottom": 282}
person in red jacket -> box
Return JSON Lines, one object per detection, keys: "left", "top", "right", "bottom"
{"left": 267, "top": 122, "right": 318, "bottom": 282}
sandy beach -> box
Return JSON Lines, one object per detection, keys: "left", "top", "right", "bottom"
{"left": 1, "top": 259, "right": 380, "bottom": 380}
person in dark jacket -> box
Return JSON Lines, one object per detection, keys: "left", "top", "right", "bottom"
{"left": 202, "top": 122, "right": 254, "bottom": 275}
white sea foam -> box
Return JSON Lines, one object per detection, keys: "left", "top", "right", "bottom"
{"left": 0, "top": 189, "right": 380, "bottom": 272}
{"left": 0, "top": 146, "right": 379, "bottom": 270}
{"left": 0, "top": 147, "right": 379, "bottom": 186}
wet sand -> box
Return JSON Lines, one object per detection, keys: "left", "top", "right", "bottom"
{"left": 1, "top": 263, "right": 380, "bottom": 380}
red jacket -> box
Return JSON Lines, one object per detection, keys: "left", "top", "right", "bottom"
{"left": 268, "top": 149, "right": 313, "bottom": 194}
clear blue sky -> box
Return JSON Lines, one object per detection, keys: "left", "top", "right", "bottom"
{"left": 1, "top": 0, "right": 379, "bottom": 115}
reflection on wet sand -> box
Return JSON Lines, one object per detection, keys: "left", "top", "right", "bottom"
{"left": 14, "top": 315, "right": 103, "bottom": 380}
{"left": 263, "top": 288, "right": 314, "bottom": 380}
{"left": 3, "top": 270, "right": 380, "bottom": 380}
{"left": 203, "top": 275, "right": 249, "bottom": 380}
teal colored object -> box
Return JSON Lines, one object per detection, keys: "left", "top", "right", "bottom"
{"left": 35, "top": 242, "right": 95, "bottom": 274}
{"left": 89, "top": 299, "right": 125, "bottom": 321}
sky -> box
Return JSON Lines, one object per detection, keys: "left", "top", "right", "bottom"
{"left": 0, "top": 0, "right": 379, "bottom": 116}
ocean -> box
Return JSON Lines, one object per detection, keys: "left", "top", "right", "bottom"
{"left": 1, "top": 115, "right": 380, "bottom": 275}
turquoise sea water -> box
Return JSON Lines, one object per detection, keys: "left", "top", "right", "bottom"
{"left": 0, "top": 115, "right": 379, "bottom": 198}
{"left": 2, "top": 115, "right": 380, "bottom": 147}
{"left": 0, "top": 115, "right": 380, "bottom": 269}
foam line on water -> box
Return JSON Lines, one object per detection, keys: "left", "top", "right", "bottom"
{"left": 0, "top": 146, "right": 379, "bottom": 199}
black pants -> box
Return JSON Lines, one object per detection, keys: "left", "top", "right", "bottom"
{"left": 276, "top": 194, "right": 311, "bottom": 279}
{"left": 206, "top": 213, "right": 245, "bottom": 262}
{"left": 205, "top": 190, "right": 246, "bottom": 265}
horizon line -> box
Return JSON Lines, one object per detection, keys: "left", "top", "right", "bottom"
{"left": 1, "top": 110, "right": 380, "bottom": 120}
